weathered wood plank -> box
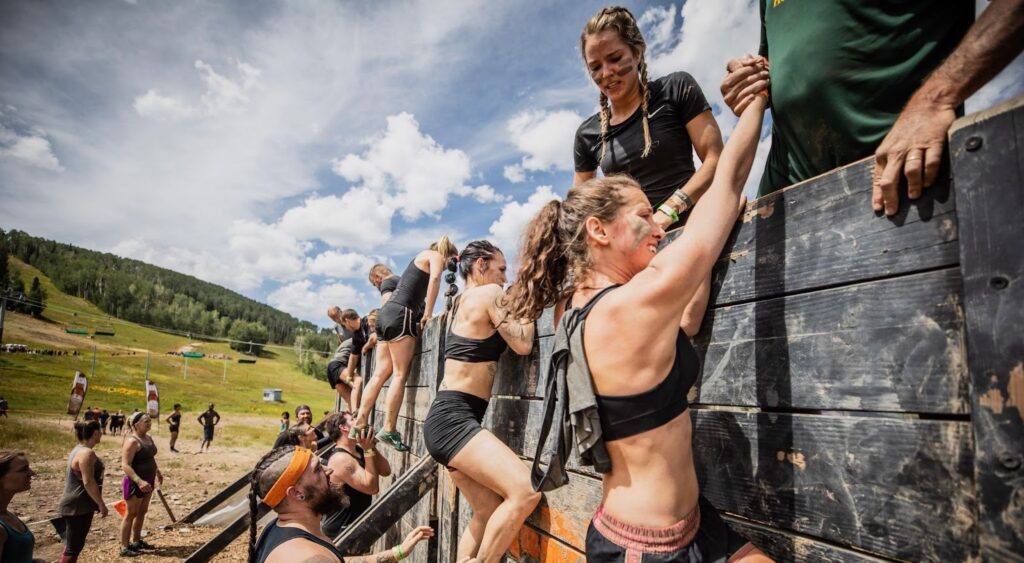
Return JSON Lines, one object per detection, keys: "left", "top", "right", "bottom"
{"left": 335, "top": 455, "right": 438, "bottom": 555}
{"left": 658, "top": 157, "right": 959, "bottom": 307}
{"left": 950, "top": 95, "right": 1024, "bottom": 562}
{"left": 381, "top": 348, "right": 439, "bottom": 390}
{"left": 508, "top": 522, "right": 586, "bottom": 563}
{"left": 182, "top": 503, "right": 270, "bottom": 563}
{"left": 724, "top": 515, "right": 890, "bottom": 562}
{"left": 693, "top": 268, "right": 968, "bottom": 414}
{"left": 179, "top": 471, "right": 251, "bottom": 524}
{"left": 694, "top": 410, "right": 975, "bottom": 561}
{"left": 437, "top": 467, "right": 460, "bottom": 563}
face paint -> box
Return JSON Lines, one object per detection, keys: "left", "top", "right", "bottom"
{"left": 628, "top": 214, "right": 653, "bottom": 252}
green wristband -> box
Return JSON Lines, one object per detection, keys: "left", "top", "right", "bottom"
{"left": 657, "top": 204, "right": 679, "bottom": 224}
{"left": 392, "top": 545, "right": 406, "bottom": 561}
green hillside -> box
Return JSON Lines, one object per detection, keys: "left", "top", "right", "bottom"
{"left": 0, "top": 258, "right": 336, "bottom": 443}
{"left": 1, "top": 229, "right": 316, "bottom": 344}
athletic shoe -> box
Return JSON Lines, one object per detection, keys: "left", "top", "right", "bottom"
{"left": 130, "top": 540, "right": 155, "bottom": 550}
{"left": 375, "top": 429, "right": 409, "bottom": 452}
{"left": 120, "top": 547, "right": 140, "bottom": 557}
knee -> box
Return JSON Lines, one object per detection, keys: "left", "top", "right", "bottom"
{"left": 510, "top": 489, "right": 542, "bottom": 514}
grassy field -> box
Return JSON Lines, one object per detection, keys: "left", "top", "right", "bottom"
{"left": 1, "top": 258, "right": 336, "bottom": 443}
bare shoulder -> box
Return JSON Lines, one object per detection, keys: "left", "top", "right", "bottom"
{"left": 266, "top": 538, "right": 340, "bottom": 563}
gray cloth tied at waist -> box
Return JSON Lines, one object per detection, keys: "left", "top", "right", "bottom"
{"left": 531, "top": 304, "right": 611, "bottom": 492}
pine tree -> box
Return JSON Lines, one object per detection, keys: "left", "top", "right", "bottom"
{"left": 27, "top": 276, "right": 46, "bottom": 317}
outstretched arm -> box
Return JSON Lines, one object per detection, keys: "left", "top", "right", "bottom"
{"left": 873, "top": 0, "right": 1024, "bottom": 216}
{"left": 421, "top": 252, "right": 446, "bottom": 327}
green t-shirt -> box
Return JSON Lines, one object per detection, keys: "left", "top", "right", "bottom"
{"left": 758, "top": 0, "right": 973, "bottom": 195}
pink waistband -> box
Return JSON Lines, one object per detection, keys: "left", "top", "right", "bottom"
{"left": 591, "top": 503, "right": 700, "bottom": 554}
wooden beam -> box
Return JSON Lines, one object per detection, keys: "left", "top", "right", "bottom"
{"left": 950, "top": 94, "right": 1024, "bottom": 561}
{"left": 334, "top": 454, "right": 439, "bottom": 555}
{"left": 182, "top": 502, "right": 269, "bottom": 563}
{"left": 179, "top": 471, "right": 251, "bottom": 524}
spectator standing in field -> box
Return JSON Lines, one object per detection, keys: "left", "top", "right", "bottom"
{"left": 721, "top": 0, "right": 1024, "bottom": 215}
{"left": 0, "top": 450, "right": 45, "bottom": 563}
{"left": 197, "top": 404, "right": 221, "bottom": 453}
{"left": 166, "top": 404, "right": 182, "bottom": 453}
{"left": 0, "top": 397, "right": 8, "bottom": 418}
{"left": 57, "top": 421, "right": 108, "bottom": 563}
{"left": 279, "top": 412, "right": 290, "bottom": 433}
{"left": 99, "top": 409, "right": 109, "bottom": 435}
{"left": 120, "top": 413, "right": 162, "bottom": 557}
{"left": 83, "top": 407, "right": 93, "bottom": 422}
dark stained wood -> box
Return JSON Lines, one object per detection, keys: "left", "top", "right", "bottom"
{"left": 437, "top": 466, "right": 460, "bottom": 563}
{"left": 335, "top": 455, "right": 438, "bottom": 555}
{"left": 950, "top": 95, "right": 1024, "bottom": 562}
{"left": 724, "top": 515, "right": 890, "bottom": 563}
{"left": 657, "top": 157, "right": 959, "bottom": 307}
{"left": 179, "top": 471, "right": 251, "bottom": 524}
{"left": 693, "top": 268, "right": 968, "bottom": 414}
{"left": 694, "top": 410, "right": 974, "bottom": 561}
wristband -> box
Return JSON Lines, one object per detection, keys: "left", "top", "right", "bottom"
{"left": 672, "top": 190, "right": 695, "bottom": 212}
{"left": 392, "top": 545, "right": 406, "bottom": 561}
{"left": 364, "top": 448, "right": 376, "bottom": 457}
{"left": 657, "top": 205, "right": 679, "bottom": 224}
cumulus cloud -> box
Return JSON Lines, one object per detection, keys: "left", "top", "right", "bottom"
{"left": 0, "top": 125, "right": 63, "bottom": 172}
{"left": 505, "top": 109, "right": 582, "bottom": 174}
{"left": 305, "top": 251, "right": 383, "bottom": 279}
{"left": 267, "top": 280, "right": 365, "bottom": 323}
{"left": 133, "top": 60, "right": 260, "bottom": 120}
{"left": 503, "top": 164, "right": 526, "bottom": 183}
{"left": 227, "top": 220, "right": 310, "bottom": 283}
{"left": 332, "top": 112, "right": 496, "bottom": 220}
{"left": 489, "top": 185, "right": 561, "bottom": 259}
{"left": 279, "top": 188, "right": 393, "bottom": 250}
{"left": 637, "top": 5, "right": 678, "bottom": 55}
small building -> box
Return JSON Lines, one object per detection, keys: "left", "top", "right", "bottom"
{"left": 262, "top": 388, "right": 282, "bottom": 402}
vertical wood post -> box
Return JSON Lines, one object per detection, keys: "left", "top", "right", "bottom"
{"left": 950, "top": 96, "right": 1024, "bottom": 561}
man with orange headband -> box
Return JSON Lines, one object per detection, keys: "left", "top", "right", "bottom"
{"left": 248, "top": 446, "right": 438, "bottom": 563}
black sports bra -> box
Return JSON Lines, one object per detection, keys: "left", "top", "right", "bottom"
{"left": 445, "top": 297, "right": 507, "bottom": 363}
{"left": 574, "top": 285, "right": 699, "bottom": 441}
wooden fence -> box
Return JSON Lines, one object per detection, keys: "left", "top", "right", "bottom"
{"left": 357, "top": 96, "right": 1024, "bottom": 562}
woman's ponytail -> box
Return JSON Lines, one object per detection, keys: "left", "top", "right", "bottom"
{"left": 506, "top": 199, "right": 568, "bottom": 321}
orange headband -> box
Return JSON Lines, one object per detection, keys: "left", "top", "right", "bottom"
{"left": 262, "top": 447, "right": 314, "bottom": 508}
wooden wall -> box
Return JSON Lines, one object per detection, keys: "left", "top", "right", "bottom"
{"left": 360, "top": 98, "right": 1024, "bottom": 562}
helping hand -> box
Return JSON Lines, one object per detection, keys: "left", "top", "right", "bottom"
{"left": 402, "top": 526, "right": 435, "bottom": 554}
{"left": 721, "top": 54, "right": 770, "bottom": 117}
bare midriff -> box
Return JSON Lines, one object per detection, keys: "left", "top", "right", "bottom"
{"left": 439, "top": 359, "right": 497, "bottom": 400}
{"left": 600, "top": 411, "right": 699, "bottom": 527}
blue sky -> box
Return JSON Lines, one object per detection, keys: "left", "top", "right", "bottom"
{"left": 0, "top": 0, "right": 1021, "bottom": 327}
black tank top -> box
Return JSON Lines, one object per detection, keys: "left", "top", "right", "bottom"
{"left": 389, "top": 260, "right": 430, "bottom": 314}
{"left": 129, "top": 436, "right": 158, "bottom": 481}
{"left": 255, "top": 518, "right": 346, "bottom": 563}
{"left": 576, "top": 286, "right": 699, "bottom": 441}
{"left": 320, "top": 446, "right": 373, "bottom": 538}
{"left": 445, "top": 297, "right": 507, "bottom": 363}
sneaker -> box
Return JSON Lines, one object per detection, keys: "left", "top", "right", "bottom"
{"left": 131, "top": 540, "right": 155, "bottom": 550}
{"left": 349, "top": 424, "right": 367, "bottom": 439}
{"left": 120, "top": 547, "right": 140, "bottom": 557}
{"left": 375, "top": 429, "right": 409, "bottom": 452}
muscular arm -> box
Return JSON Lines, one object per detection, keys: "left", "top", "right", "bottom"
{"left": 422, "top": 252, "right": 446, "bottom": 322}
{"left": 346, "top": 553, "right": 398, "bottom": 563}
{"left": 874, "top": 0, "right": 1024, "bottom": 215}
{"left": 491, "top": 288, "right": 535, "bottom": 356}
{"left": 329, "top": 452, "right": 379, "bottom": 495}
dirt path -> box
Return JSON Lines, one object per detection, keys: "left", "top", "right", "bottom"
{"left": 13, "top": 416, "right": 270, "bottom": 562}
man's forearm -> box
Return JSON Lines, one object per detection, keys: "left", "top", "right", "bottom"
{"left": 915, "top": 0, "right": 1024, "bottom": 107}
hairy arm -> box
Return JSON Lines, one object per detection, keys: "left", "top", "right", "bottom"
{"left": 491, "top": 287, "right": 535, "bottom": 355}
{"left": 329, "top": 452, "right": 379, "bottom": 494}
{"left": 873, "top": 0, "right": 1024, "bottom": 215}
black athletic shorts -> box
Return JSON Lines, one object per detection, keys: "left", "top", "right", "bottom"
{"left": 327, "top": 359, "right": 351, "bottom": 389}
{"left": 586, "top": 495, "right": 755, "bottom": 562}
{"left": 203, "top": 425, "right": 215, "bottom": 441}
{"left": 378, "top": 302, "right": 420, "bottom": 342}
{"left": 423, "top": 390, "right": 488, "bottom": 466}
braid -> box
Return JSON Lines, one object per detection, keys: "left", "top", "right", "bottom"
{"left": 248, "top": 447, "right": 296, "bottom": 563}
{"left": 638, "top": 58, "right": 652, "bottom": 158}
{"left": 598, "top": 92, "right": 610, "bottom": 164}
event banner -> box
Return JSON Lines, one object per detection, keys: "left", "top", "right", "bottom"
{"left": 67, "top": 371, "right": 88, "bottom": 416}
{"left": 146, "top": 380, "right": 160, "bottom": 419}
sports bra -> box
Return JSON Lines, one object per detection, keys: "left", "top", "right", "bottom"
{"left": 444, "top": 297, "right": 507, "bottom": 363}
{"left": 389, "top": 261, "right": 429, "bottom": 313}
{"left": 575, "top": 285, "right": 699, "bottom": 441}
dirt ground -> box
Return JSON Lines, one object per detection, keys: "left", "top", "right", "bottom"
{"left": 14, "top": 417, "right": 268, "bottom": 562}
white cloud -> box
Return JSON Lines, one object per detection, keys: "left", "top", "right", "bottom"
{"left": 133, "top": 89, "right": 197, "bottom": 120}
{"left": 279, "top": 188, "right": 393, "bottom": 250}
{"left": 305, "top": 251, "right": 382, "bottom": 279}
{"left": 505, "top": 109, "right": 582, "bottom": 173}
{"left": 332, "top": 112, "right": 488, "bottom": 220}
{"left": 134, "top": 60, "right": 260, "bottom": 121}
{"left": 227, "top": 220, "right": 310, "bottom": 283}
{"left": 489, "top": 185, "right": 562, "bottom": 259}
{"left": 503, "top": 164, "right": 526, "bottom": 183}
{"left": 0, "top": 125, "right": 63, "bottom": 172}
{"left": 267, "top": 280, "right": 366, "bottom": 324}
{"left": 465, "top": 184, "right": 509, "bottom": 204}
{"left": 638, "top": 5, "right": 678, "bottom": 56}
{"left": 111, "top": 239, "right": 264, "bottom": 290}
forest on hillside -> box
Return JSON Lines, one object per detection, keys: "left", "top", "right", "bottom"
{"left": 1, "top": 229, "right": 315, "bottom": 345}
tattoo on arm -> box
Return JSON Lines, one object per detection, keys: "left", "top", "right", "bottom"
{"left": 493, "top": 295, "right": 534, "bottom": 345}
